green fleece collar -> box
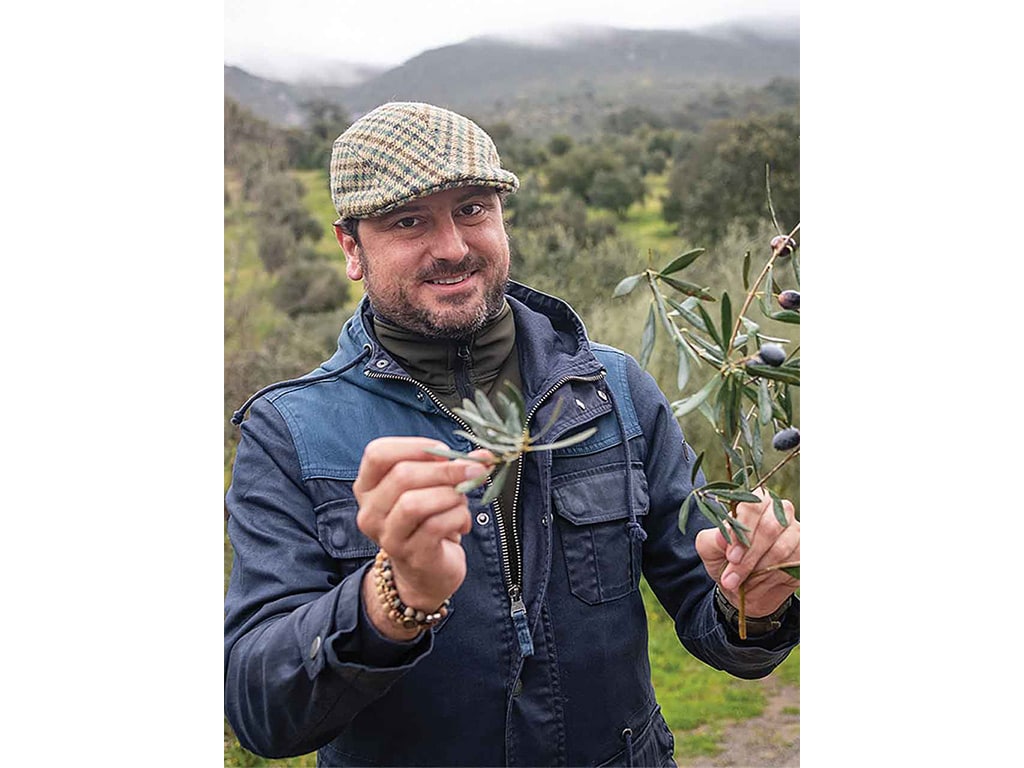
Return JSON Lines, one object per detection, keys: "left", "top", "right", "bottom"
{"left": 372, "top": 300, "right": 516, "bottom": 405}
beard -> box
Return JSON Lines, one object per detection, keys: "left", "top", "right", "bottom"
{"left": 360, "top": 250, "right": 509, "bottom": 340}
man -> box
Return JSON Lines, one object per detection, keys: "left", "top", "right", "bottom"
{"left": 224, "top": 101, "right": 800, "bottom": 767}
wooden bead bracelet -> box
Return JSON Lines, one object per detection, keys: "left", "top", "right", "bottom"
{"left": 373, "top": 550, "right": 451, "bottom": 630}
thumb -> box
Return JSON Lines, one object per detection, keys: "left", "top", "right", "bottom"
{"left": 695, "top": 526, "right": 728, "bottom": 564}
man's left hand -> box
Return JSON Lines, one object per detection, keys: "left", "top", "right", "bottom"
{"left": 694, "top": 488, "right": 800, "bottom": 618}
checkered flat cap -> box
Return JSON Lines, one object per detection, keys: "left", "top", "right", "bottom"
{"left": 330, "top": 102, "right": 519, "bottom": 220}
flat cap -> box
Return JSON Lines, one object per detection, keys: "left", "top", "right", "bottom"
{"left": 330, "top": 101, "right": 520, "bottom": 220}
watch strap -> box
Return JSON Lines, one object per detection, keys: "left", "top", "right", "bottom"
{"left": 714, "top": 585, "right": 792, "bottom": 637}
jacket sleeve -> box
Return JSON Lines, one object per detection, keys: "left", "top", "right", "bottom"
{"left": 223, "top": 398, "right": 433, "bottom": 758}
{"left": 625, "top": 355, "right": 800, "bottom": 679}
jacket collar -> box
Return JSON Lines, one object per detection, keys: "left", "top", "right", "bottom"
{"left": 334, "top": 282, "right": 604, "bottom": 393}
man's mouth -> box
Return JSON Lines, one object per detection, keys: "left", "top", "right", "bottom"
{"left": 426, "top": 272, "right": 472, "bottom": 286}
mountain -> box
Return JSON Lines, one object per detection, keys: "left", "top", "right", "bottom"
{"left": 224, "top": 20, "right": 798, "bottom": 136}
{"left": 224, "top": 65, "right": 357, "bottom": 128}
{"left": 225, "top": 53, "right": 388, "bottom": 87}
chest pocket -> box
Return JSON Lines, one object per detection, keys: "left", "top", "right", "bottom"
{"left": 314, "top": 497, "right": 378, "bottom": 560}
{"left": 551, "top": 463, "right": 649, "bottom": 605}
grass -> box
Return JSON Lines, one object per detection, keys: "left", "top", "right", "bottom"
{"left": 616, "top": 171, "right": 692, "bottom": 266}
{"left": 641, "top": 578, "right": 799, "bottom": 760}
{"left": 293, "top": 169, "right": 345, "bottom": 263}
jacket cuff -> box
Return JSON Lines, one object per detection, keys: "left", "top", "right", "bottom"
{"left": 324, "top": 561, "right": 433, "bottom": 672}
{"left": 356, "top": 582, "right": 432, "bottom": 667}
{"left": 718, "top": 594, "right": 800, "bottom": 651}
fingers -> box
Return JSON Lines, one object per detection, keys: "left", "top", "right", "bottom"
{"left": 354, "top": 437, "right": 488, "bottom": 542}
{"left": 719, "top": 491, "right": 798, "bottom": 592}
{"left": 712, "top": 489, "right": 798, "bottom": 610}
{"left": 352, "top": 436, "right": 488, "bottom": 612}
{"left": 384, "top": 488, "right": 474, "bottom": 552}
{"left": 352, "top": 437, "right": 450, "bottom": 496}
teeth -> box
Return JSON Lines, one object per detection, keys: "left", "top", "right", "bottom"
{"left": 429, "top": 274, "right": 469, "bottom": 285}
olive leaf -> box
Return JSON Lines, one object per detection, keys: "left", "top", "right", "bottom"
{"left": 426, "top": 382, "right": 598, "bottom": 505}
{"left": 660, "top": 275, "right": 715, "bottom": 301}
{"left": 613, "top": 273, "right": 644, "bottom": 298}
{"left": 659, "top": 247, "right": 705, "bottom": 276}
{"left": 639, "top": 302, "right": 657, "bottom": 369}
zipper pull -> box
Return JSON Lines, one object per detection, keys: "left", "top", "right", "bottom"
{"left": 509, "top": 586, "right": 534, "bottom": 657}
{"left": 455, "top": 345, "right": 474, "bottom": 401}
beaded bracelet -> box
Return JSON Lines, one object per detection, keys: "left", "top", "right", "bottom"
{"left": 373, "top": 549, "right": 451, "bottom": 630}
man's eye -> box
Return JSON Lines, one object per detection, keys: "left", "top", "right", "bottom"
{"left": 459, "top": 203, "right": 484, "bottom": 217}
{"left": 394, "top": 217, "right": 418, "bottom": 229}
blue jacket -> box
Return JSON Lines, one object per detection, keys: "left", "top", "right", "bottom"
{"left": 224, "top": 282, "right": 799, "bottom": 767}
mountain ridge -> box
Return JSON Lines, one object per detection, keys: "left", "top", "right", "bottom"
{"left": 225, "top": 21, "right": 798, "bottom": 137}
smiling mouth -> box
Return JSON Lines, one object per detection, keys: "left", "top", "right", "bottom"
{"left": 426, "top": 272, "right": 473, "bottom": 286}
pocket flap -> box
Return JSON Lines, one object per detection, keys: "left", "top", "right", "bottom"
{"left": 551, "top": 465, "right": 649, "bottom": 526}
{"left": 315, "top": 497, "right": 377, "bottom": 559}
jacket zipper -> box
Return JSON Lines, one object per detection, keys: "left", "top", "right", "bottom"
{"left": 365, "top": 367, "right": 607, "bottom": 658}
{"left": 504, "top": 371, "right": 607, "bottom": 657}
{"left": 363, "top": 369, "right": 516, "bottom": 606}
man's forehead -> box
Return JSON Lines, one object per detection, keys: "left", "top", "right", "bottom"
{"left": 380, "top": 186, "right": 498, "bottom": 216}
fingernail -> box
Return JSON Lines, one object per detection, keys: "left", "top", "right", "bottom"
{"left": 722, "top": 572, "right": 740, "bottom": 590}
{"left": 727, "top": 546, "right": 745, "bottom": 564}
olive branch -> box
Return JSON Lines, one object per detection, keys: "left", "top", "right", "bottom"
{"left": 424, "top": 383, "right": 597, "bottom": 505}
{"left": 614, "top": 173, "right": 801, "bottom": 637}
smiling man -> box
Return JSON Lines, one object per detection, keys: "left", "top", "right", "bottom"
{"left": 337, "top": 185, "right": 511, "bottom": 339}
{"left": 224, "top": 102, "right": 800, "bottom": 767}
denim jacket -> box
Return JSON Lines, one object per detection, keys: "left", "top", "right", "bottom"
{"left": 224, "top": 282, "right": 799, "bottom": 767}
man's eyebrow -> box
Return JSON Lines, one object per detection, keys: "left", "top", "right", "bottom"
{"left": 453, "top": 187, "right": 494, "bottom": 202}
{"left": 380, "top": 189, "right": 495, "bottom": 219}
{"left": 379, "top": 202, "right": 426, "bottom": 218}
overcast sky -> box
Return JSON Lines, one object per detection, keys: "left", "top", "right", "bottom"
{"left": 225, "top": 0, "right": 800, "bottom": 70}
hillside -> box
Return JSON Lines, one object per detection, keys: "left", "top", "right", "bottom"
{"left": 224, "top": 65, "right": 352, "bottom": 128}
{"left": 225, "top": 22, "right": 798, "bottom": 137}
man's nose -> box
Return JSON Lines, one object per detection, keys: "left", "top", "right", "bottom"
{"left": 429, "top": 216, "right": 469, "bottom": 261}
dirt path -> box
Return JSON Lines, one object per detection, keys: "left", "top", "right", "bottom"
{"left": 681, "top": 678, "right": 800, "bottom": 768}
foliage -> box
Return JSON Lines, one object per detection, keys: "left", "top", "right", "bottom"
{"left": 286, "top": 99, "right": 352, "bottom": 170}
{"left": 546, "top": 133, "right": 573, "bottom": 157}
{"left": 256, "top": 225, "right": 295, "bottom": 274}
{"left": 508, "top": 218, "right": 637, "bottom": 317}
{"left": 252, "top": 173, "right": 324, "bottom": 243}
{"left": 663, "top": 111, "right": 799, "bottom": 244}
{"left": 224, "top": 98, "right": 291, "bottom": 199}
{"left": 604, "top": 106, "right": 667, "bottom": 134}
{"left": 614, "top": 188, "right": 801, "bottom": 631}
{"left": 272, "top": 258, "right": 349, "bottom": 317}
{"left": 543, "top": 143, "right": 620, "bottom": 200}
{"left": 588, "top": 166, "right": 646, "bottom": 217}
{"left": 425, "top": 385, "right": 597, "bottom": 503}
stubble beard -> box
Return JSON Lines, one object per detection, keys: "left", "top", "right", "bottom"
{"left": 359, "top": 250, "right": 509, "bottom": 340}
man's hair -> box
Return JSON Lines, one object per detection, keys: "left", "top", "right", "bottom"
{"left": 338, "top": 217, "right": 360, "bottom": 246}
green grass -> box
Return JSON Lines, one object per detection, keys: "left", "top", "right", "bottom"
{"left": 642, "top": 578, "right": 799, "bottom": 761}
{"left": 293, "top": 169, "right": 345, "bottom": 263}
{"left": 224, "top": 727, "right": 314, "bottom": 768}
{"left": 616, "top": 171, "right": 690, "bottom": 266}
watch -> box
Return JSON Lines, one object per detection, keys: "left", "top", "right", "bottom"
{"left": 714, "top": 586, "right": 792, "bottom": 637}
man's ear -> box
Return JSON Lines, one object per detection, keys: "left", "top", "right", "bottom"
{"left": 333, "top": 222, "right": 363, "bottom": 281}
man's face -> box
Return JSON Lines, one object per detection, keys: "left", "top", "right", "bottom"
{"left": 337, "top": 186, "right": 511, "bottom": 339}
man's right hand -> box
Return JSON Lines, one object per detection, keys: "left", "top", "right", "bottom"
{"left": 353, "top": 436, "right": 489, "bottom": 640}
